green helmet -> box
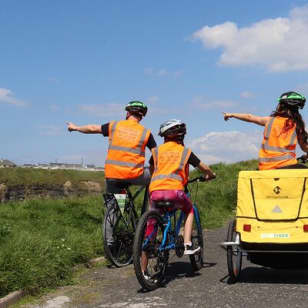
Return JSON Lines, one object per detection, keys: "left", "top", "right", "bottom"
{"left": 125, "top": 100, "right": 148, "bottom": 116}
{"left": 278, "top": 91, "right": 306, "bottom": 109}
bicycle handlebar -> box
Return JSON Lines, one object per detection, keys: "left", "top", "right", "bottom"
{"left": 188, "top": 174, "right": 216, "bottom": 184}
{"left": 297, "top": 154, "right": 308, "bottom": 164}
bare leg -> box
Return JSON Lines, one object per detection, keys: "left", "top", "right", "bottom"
{"left": 183, "top": 212, "right": 194, "bottom": 243}
{"left": 141, "top": 251, "right": 148, "bottom": 273}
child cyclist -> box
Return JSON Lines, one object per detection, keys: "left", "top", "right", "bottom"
{"left": 141, "top": 119, "right": 215, "bottom": 278}
{"left": 224, "top": 91, "right": 308, "bottom": 170}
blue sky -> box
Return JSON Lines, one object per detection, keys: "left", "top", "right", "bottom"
{"left": 2, "top": 0, "right": 308, "bottom": 166}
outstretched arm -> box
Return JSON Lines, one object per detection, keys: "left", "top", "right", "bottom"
{"left": 66, "top": 122, "right": 102, "bottom": 134}
{"left": 223, "top": 112, "right": 271, "bottom": 127}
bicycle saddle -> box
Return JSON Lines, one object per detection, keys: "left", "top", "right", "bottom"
{"left": 154, "top": 201, "right": 173, "bottom": 208}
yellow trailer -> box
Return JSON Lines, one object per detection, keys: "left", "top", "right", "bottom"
{"left": 222, "top": 169, "right": 308, "bottom": 282}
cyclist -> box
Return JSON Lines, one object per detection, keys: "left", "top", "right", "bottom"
{"left": 223, "top": 91, "right": 308, "bottom": 170}
{"left": 67, "top": 101, "right": 157, "bottom": 249}
{"left": 145, "top": 119, "right": 215, "bottom": 260}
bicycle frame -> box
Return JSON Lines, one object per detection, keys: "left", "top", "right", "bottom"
{"left": 159, "top": 204, "right": 200, "bottom": 252}
{"left": 109, "top": 185, "right": 148, "bottom": 220}
{"left": 127, "top": 185, "right": 149, "bottom": 216}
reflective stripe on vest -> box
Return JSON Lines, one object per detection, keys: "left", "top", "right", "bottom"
{"left": 108, "top": 121, "right": 146, "bottom": 156}
{"left": 261, "top": 117, "right": 297, "bottom": 154}
{"left": 259, "top": 117, "right": 297, "bottom": 166}
{"left": 105, "top": 160, "right": 144, "bottom": 168}
{"left": 151, "top": 146, "right": 190, "bottom": 184}
{"left": 149, "top": 141, "right": 191, "bottom": 193}
{"left": 105, "top": 120, "right": 150, "bottom": 179}
{"left": 259, "top": 154, "right": 295, "bottom": 163}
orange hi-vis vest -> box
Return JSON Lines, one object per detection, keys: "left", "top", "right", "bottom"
{"left": 259, "top": 116, "right": 297, "bottom": 170}
{"left": 149, "top": 141, "right": 191, "bottom": 193}
{"left": 105, "top": 119, "right": 151, "bottom": 179}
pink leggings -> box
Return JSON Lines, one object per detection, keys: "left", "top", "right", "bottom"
{"left": 145, "top": 190, "right": 193, "bottom": 237}
{"left": 150, "top": 190, "right": 193, "bottom": 214}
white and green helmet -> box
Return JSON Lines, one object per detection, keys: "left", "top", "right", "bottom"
{"left": 158, "top": 119, "right": 186, "bottom": 137}
{"left": 278, "top": 91, "right": 306, "bottom": 109}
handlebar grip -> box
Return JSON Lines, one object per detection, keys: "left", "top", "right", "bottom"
{"left": 297, "top": 155, "right": 308, "bottom": 163}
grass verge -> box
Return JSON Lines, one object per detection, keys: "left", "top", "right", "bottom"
{"left": 0, "top": 160, "right": 258, "bottom": 297}
{"left": 0, "top": 196, "right": 104, "bottom": 297}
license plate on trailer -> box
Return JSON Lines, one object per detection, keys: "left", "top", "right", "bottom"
{"left": 261, "top": 233, "right": 290, "bottom": 239}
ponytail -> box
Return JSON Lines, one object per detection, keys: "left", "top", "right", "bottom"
{"left": 271, "top": 104, "right": 308, "bottom": 143}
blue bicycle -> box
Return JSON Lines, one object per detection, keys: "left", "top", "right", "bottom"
{"left": 133, "top": 176, "right": 206, "bottom": 290}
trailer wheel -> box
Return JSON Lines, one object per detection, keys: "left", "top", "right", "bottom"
{"left": 226, "top": 220, "right": 242, "bottom": 283}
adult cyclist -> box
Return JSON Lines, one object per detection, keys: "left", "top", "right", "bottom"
{"left": 67, "top": 101, "right": 157, "bottom": 249}
{"left": 223, "top": 91, "right": 308, "bottom": 170}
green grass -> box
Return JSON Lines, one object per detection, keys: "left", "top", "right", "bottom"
{"left": 0, "top": 160, "right": 258, "bottom": 297}
{"left": 0, "top": 167, "right": 105, "bottom": 188}
{"left": 0, "top": 196, "right": 105, "bottom": 297}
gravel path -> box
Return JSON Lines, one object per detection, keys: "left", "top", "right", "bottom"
{"left": 20, "top": 224, "right": 308, "bottom": 308}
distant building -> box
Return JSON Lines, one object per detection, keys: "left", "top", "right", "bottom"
{"left": 23, "top": 163, "right": 37, "bottom": 168}
{"left": 0, "top": 159, "right": 16, "bottom": 168}
{"left": 20, "top": 160, "right": 104, "bottom": 171}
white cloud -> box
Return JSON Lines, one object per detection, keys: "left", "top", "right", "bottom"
{"left": 0, "top": 88, "right": 27, "bottom": 106}
{"left": 192, "top": 5, "right": 308, "bottom": 72}
{"left": 190, "top": 96, "right": 238, "bottom": 111}
{"left": 188, "top": 130, "right": 261, "bottom": 164}
{"left": 79, "top": 103, "right": 123, "bottom": 117}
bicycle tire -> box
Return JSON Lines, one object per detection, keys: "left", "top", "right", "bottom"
{"left": 226, "top": 219, "right": 242, "bottom": 282}
{"left": 189, "top": 206, "right": 204, "bottom": 271}
{"left": 102, "top": 202, "right": 138, "bottom": 267}
{"left": 133, "top": 210, "right": 168, "bottom": 291}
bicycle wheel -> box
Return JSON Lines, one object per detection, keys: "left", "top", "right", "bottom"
{"left": 133, "top": 210, "right": 169, "bottom": 291}
{"left": 227, "top": 219, "right": 242, "bottom": 282}
{"left": 103, "top": 202, "right": 138, "bottom": 267}
{"left": 189, "top": 206, "right": 204, "bottom": 271}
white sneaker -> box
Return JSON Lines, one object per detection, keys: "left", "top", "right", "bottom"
{"left": 143, "top": 272, "right": 151, "bottom": 280}
{"left": 142, "top": 271, "right": 158, "bottom": 283}
{"left": 184, "top": 244, "right": 201, "bottom": 255}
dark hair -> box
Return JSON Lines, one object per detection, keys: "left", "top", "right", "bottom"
{"left": 164, "top": 134, "right": 185, "bottom": 144}
{"left": 271, "top": 103, "right": 308, "bottom": 143}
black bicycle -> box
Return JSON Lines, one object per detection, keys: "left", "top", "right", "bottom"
{"left": 102, "top": 184, "right": 148, "bottom": 267}
{"left": 133, "top": 176, "right": 208, "bottom": 290}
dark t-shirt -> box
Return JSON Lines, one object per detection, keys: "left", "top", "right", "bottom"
{"left": 101, "top": 123, "right": 157, "bottom": 150}
{"left": 148, "top": 151, "right": 201, "bottom": 168}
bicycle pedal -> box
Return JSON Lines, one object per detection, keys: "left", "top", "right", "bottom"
{"left": 175, "top": 235, "right": 184, "bottom": 257}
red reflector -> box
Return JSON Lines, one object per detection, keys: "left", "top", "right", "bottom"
{"left": 303, "top": 225, "right": 308, "bottom": 232}
{"left": 243, "top": 224, "right": 251, "bottom": 232}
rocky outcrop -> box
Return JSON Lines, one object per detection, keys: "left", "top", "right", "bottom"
{"left": 79, "top": 181, "right": 102, "bottom": 193}
{"left": 63, "top": 181, "right": 73, "bottom": 196}
{"left": 0, "top": 183, "right": 7, "bottom": 202}
{"left": 0, "top": 181, "right": 103, "bottom": 203}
